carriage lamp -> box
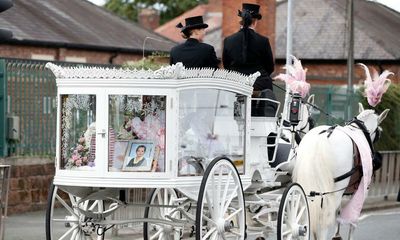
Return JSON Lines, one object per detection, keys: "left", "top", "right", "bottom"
{"left": 289, "top": 93, "right": 302, "bottom": 126}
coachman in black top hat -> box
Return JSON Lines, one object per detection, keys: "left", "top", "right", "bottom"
{"left": 223, "top": 3, "right": 274, "bottom": 91}
{"left": 170, "top": 16, "right": 220, "bottom": 68}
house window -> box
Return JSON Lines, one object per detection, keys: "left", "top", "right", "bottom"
{"left": 31, "top": 54, "right": 55, "bottom": 61}
{"left": 65, "top": 56, "right": 87, "bottom": 63}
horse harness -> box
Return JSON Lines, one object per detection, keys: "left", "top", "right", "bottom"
{"left": 318, "top": 117, "right": 381, "bottom": 194}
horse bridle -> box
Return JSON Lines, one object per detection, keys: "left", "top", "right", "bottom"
{"left": 298, "top": 115, "right": 315, "bottom": 134}
{"left": 347, "top": 117, "right": 383, "bottom": 172}
{"left": 349, "top": 117, "right": 380, "bottom": 150}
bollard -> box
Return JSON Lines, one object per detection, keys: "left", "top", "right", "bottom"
{"left": 0, "top": 165, "right": 11, "bottom": 240}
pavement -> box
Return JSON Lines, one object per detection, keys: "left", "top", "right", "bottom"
{"left": 3, "top": 198, "right": 400, "bottom": 240}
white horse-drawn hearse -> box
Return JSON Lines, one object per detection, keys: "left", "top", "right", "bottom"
{"left": 44, "top": 59, "right": 390, "bottom": 240}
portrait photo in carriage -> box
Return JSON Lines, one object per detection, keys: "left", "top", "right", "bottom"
{"left": 123, "top": 140, "right": 155, "bottom": 171}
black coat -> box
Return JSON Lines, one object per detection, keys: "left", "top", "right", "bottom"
{"left": 223, "top": 29, "right": 274, "bottom": 91}
{"left": 170, "top": 38, "right": 220, "bottom": 68}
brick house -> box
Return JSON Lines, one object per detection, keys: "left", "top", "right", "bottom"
{"left": 154, "top": 0, "right": 276, "bottom": 58}
{"left": 0, "top": 0, "right": 175, "bottom": 64}
{"left": 156, "top": 0, "right": 400, "bottom": 86}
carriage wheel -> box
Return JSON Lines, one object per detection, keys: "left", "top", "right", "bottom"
{"left": 196, "top": 157, "right": 246, "bottom": 240}
{"left": 46, "top": 183, "right": 105, "bottom": 240}
{"left": 277, "top": 183, "right": 310, "bottom": 240}
{"left": 143, "top": 188, "right": 182, "bottom": 240}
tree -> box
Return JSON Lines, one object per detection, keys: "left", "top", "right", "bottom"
{"left": 104, "top": 0, "right": 208, "bottom": 25}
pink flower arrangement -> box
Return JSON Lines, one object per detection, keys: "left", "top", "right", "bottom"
{"left": 66, "top": 136, "right": 94, "bottom": 168}
{"left": 130, "top": 113, "right": 166, "bottom": 150}
{"left": 358, "top": 63, "right": 392, "bottom": 107}
{"left": 274, "top": 55, "right": 310, "bottom": 98}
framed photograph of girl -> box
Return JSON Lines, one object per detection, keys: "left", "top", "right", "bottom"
{"left": 122, "top": 140, "right": 155, "bottom": 171}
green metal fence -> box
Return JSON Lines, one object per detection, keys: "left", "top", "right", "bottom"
{"left": 0, "top": 58, "right": 118, "bottom": 157}
{"left": 273, "top": 83, "right": 360, "bottom": 125}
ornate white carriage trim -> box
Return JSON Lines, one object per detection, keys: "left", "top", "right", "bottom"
{"left": 45, "top": 62, "right": 260, "bottom": 87}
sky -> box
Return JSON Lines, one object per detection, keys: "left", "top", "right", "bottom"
{"left": 88, "top": 0, "right": 400, "bottom": 13}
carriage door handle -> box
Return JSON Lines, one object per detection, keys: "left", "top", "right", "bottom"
{"left": 97, "top": 129, "right": 106, "bottom": 138}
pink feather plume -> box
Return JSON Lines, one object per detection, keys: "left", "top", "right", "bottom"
{"left": 273, "top": 55, "right": 310, "bottom": 98}
{"left": 358, "top": 63, "right": 392, "bottom": 107}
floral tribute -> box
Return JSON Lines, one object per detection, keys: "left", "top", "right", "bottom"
{"left": 123, "top": 102, "right": 166, "bottom": 150}
{"left": 114, "top": 95, "right": 166, "bottom": 150}
{"left": 61, "top": 94, "right": 96, "bottom": 169}
{"left": 115, "top": 96, "right": 166, "bottom": 172}
{"left": 65, "top": 135, "right": 94, "bottom": 168}
{"left": 358, "top": 63, "right": 392, "bottom": 107}
{"left": 274, "top": 55, "right": 310, "bottom": 98}
{"left": 129, "top": 113, "right": 165, "bottom": 150}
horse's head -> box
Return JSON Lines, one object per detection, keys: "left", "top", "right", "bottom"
{"left": 356, "top": 103, "right": 389, "bottom": 142}
{"left": 297, "top": 94, "right": 316, "bottom": 135}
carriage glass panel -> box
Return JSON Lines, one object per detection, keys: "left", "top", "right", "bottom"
{"left": 178, "top": 89, "right": 246, "bottom": 176}
{"left": 108, "top": 95, "right": 166, "bottom": 172}
{"left": 60, "top": 94, "right": 96, "bottom": 170}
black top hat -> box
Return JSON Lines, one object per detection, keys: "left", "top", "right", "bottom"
{"left": 238, "top": 3, "right": 262, "bottom": 20}
{"left": 176, "top": 16, "right": 208, "bottom": 32}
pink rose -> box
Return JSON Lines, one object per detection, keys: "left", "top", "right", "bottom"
{"left": 72, "top": 154, "right": 79, "bottom": 161}
{"left": 75, "top": 159, "right": 82, "bottom": 166}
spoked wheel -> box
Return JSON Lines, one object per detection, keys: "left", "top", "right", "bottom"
{"left": 144, "top": 188, "right": 182, "bottom": 240}
{"left": 196, "top": 157, "right": 246, "bottom": 240}
{"left": 277, "top": 183, "right": 310, "bottom": 240}
{"left": 46, "top": 183, "right": 105, "bottom": 240}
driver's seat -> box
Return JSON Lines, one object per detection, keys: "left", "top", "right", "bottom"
{"left": 251, "top": 89, "right": 278, "bottom": 117}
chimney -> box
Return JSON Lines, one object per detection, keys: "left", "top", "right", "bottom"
{"left": 222, "top": 0, "right": 276, "bottom": 53}
{"left": 138, "top": 8, "right": 160, "bottom": 30}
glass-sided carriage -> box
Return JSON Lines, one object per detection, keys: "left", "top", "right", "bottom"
{"left": 45, "top": 63, "right": 311, "bottom": 240}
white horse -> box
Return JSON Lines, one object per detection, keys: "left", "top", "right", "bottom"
{"left": 292, "top": 103, "right": 389, "bottom": 240}
{"left": 293, "top": 94, "right": 316, "bottom": 140}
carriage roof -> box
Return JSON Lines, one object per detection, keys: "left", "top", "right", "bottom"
{"left": 46, "top": 63, "right": 258, "bottom": 96}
